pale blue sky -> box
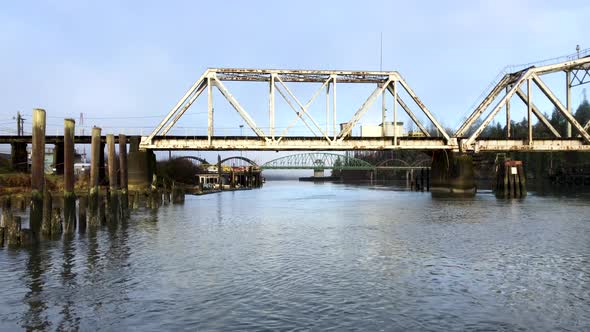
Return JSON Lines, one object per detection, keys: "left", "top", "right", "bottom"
{"left": 0, "top": 0, "right": 588, "bottom": 160}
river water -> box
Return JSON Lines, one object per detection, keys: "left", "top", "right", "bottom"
{"left": 1, "top": 181, "right": 589, "bottom": 331}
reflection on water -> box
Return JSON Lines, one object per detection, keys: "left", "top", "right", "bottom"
{"left": 1, "top": 181, "right": 589, "bottom": 330}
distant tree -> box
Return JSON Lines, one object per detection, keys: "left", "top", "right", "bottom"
{"left": 575, "top": 97, "right": 590, "bottom": 128}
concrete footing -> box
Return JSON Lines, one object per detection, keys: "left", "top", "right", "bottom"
{"left": 430, "top": 151, "right": 476, "bottom": 196}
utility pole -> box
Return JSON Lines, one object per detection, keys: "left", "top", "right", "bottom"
{"left": 15, "top": 112, "right": 24, "bottom": 136}
{"left": 239, "top": 124, "right": 244, "bottom": 157}
{"left": 80, "top": 112, "right": 86, "bottom": 163}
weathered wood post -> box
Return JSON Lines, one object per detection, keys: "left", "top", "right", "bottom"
{"left": 30, "top": 108, "right": 46, "bottom": 239}
{"left": 107, "top": 134, "right": 120, "bottom": 223}
{"left": 88, "top": 127, "right": 101, "bottom": 227}
{"left": 41, "top": 188, "right": 52, "bottom": 236}
{"left": 217, "top": 155, "right": 222, "bottom": 190}
{"left": 50, "top": 207, "right": 63, "bottom": 237}
{"left": 1, "top": 197, "right": 11, "bottom": 228}
{"left": 119, "top": 134, "right": 129, "bottom": 218}
{"left": 63, "top": 118, "right": 76, "bottom": 233}
{"left": 420, "top": 168, "right": 425, "bottom": 192}
{"left": 78, "top": 195, "right": 87, "bottom": 233}
{"left": 7, "top": 215, "right": 21, "bottom": 246}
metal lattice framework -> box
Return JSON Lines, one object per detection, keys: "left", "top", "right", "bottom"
{"left": 141, "top": 68, "right": 450, "bottom": 151}
{"left": 219, "top": 156, "right": 258, "bottom": 166}
{"left": 455, "top": 52, "right": 590, "bottom": 152}
{"left": 140, "top": 50, "right": 590, "bottom": 152}
{"left": 262, "top": 153, "right": 375, "bottom": 170}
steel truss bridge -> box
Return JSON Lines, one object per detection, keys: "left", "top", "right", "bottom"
{"left": 181, "top": 153, "right": 428, "bottom": 171}
{"left": 141, "top": 50, "right": 590, "bottom": 153}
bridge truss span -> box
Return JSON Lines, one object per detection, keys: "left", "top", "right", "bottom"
{"left": 140, "top": 51, "right": 590, "bottom": 153}
{"left": 141, "top": 68, "right": 451, "bottom": 151}
{"left": 455, "top": 53, "right": 590, "bottom": 152}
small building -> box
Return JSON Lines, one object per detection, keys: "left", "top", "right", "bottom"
{"left": 360, "top": 122, "right": 406, "bottom": 137}
{"left": 196, "top": 173, "right": 220, "bottom": 189}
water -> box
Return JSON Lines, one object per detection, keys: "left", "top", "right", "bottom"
{"left": 1, "top": 181, "right": 589, "bottom": 331}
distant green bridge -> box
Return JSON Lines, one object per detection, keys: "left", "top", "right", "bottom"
{"left": 180, "top": 153, "right": 429, "bottom": 171}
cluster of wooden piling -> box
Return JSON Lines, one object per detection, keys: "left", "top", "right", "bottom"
{"left": 0, "top": 108, "right": 185, "bottom": 248}
{"left": 495, "top": 160, "right": 527, "bottom": 198}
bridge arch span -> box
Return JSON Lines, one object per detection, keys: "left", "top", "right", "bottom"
{"left": 175, "top": 156, "right": 210, "bottom": 164}
{"left": 219, "top": 156, "right": 258, "bottom": 166}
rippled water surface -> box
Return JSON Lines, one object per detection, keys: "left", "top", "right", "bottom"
{"left": 1, "top": 181, "right": 589, "bottom": 331}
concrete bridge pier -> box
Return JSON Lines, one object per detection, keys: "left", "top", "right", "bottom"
{"left": 313, "top": 168, "right": 324, "bottom": 178}
{"left": 127, "top": 137, "right": 155, "bottom": 190}
{"left": 430, "top": 150, "right": 476, "bottom": 196}
{"left": 10, "top": 142, "right": 27, "bottom": 172}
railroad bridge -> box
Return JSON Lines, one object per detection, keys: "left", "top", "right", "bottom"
{"left": 141, "top": 51, "right": 590, "bottom": 153}
{"left": 2, "top": 50, "right": 590, "bottom": 194}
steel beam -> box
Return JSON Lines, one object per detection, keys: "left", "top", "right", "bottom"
{"left": 275, "top": 75, "right": 331, "bottom": 141}
{"left": 212, "top": 76, "right": 268, "bottom": 140}
{"left": 515, "top": 88, "right": 561, "bottom": 138}
{"left": 397, "top": 79, "right": 450, "bottom": 141}
{"left": 142, "top": 136, "right": 451, "bottom": 151}
{"left": 506, "top": 85, "right": 511, "bottom": 138}
{"left": 532, "top": 74, "right": 590, "bottom": 143}
{"left": 275, "top": 83, "right": 318, "bottom": 138}
{"left": 387, "top": 86, "right": 430, "bottom": 136}
{"left": 566, "top": 70, "right": 572, "bottom": 138}
{"left": 270, "top": 74, "right": 275, "bottom": 140}
{"left": 455, "top": 74, "right": 511, "bottom": 137}
{"left": 145, "top": 71, "right": 207, "bottom": 143}
{"left": 161, "top": 80, "right": 207, "bottom": 136}
{"left": 338, "top": 80, "right": 392, "bottom": 141}
{"left": 526, "top": 77, "right": 533, "bottom": 145}
{"left": 464, "top": 69, "right": 531, "bottom": 149}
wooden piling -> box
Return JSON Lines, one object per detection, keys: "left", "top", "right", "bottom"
{"left": 50, "top": 207, "right": 63, "bottom": 237}
{"left": 78, "top": 194, "right": 87, "bottom": 233}
{"left": 7, "top": 215, "right": 21, "bottom": 246}
{"left": 30, "top": 108, "right": 46, "bottom": 238}
{"left": 20, "top": 229, "right": 34, "bottom": 246}
{"left": 517, "top": 164, "right": 527, "bottom": 197}
{"left": 107, "top": 134, "right": 120, "bottom": 222}
{"left": 88, "top": 127, "right": 101, "bottom": 227}
{"left": 119, "top": 134, "right": 129, "bottom": 217}
{"left": 420, "top": 168, "right": 425, "bottom": 192}
{"left": 0, "top": 226, "right": 4, "bottom": 247}
{"left": 41, "top": 189, "right": 52, "bottom": 235}
{"left": 0, "top": 197, "right": 10, "bottom": 228}
{"left": 63, "top": 118, "right": 76, "bottom": 234}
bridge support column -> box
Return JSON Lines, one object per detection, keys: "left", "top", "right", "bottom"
{"left": 430, "top": 151, "right": 476, "bottom": 196}
{"left": 313, "top": 168, "right": 324, "bottom": 178}
{"left": 10, "top": 142, "right": 27, "bottom": 172}
{"left": 127, "top": 137, "right": 154, "bottom": 190}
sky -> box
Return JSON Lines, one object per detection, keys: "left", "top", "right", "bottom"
{"left": 0, "top": 0, "right": 588, "bottom": 162}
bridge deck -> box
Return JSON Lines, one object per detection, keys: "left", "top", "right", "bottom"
{"left": 140, "top": 136, "right": 590, "bottom": 152}
{"left": 141, "top": 136, "right": 451, "bottom": 151}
